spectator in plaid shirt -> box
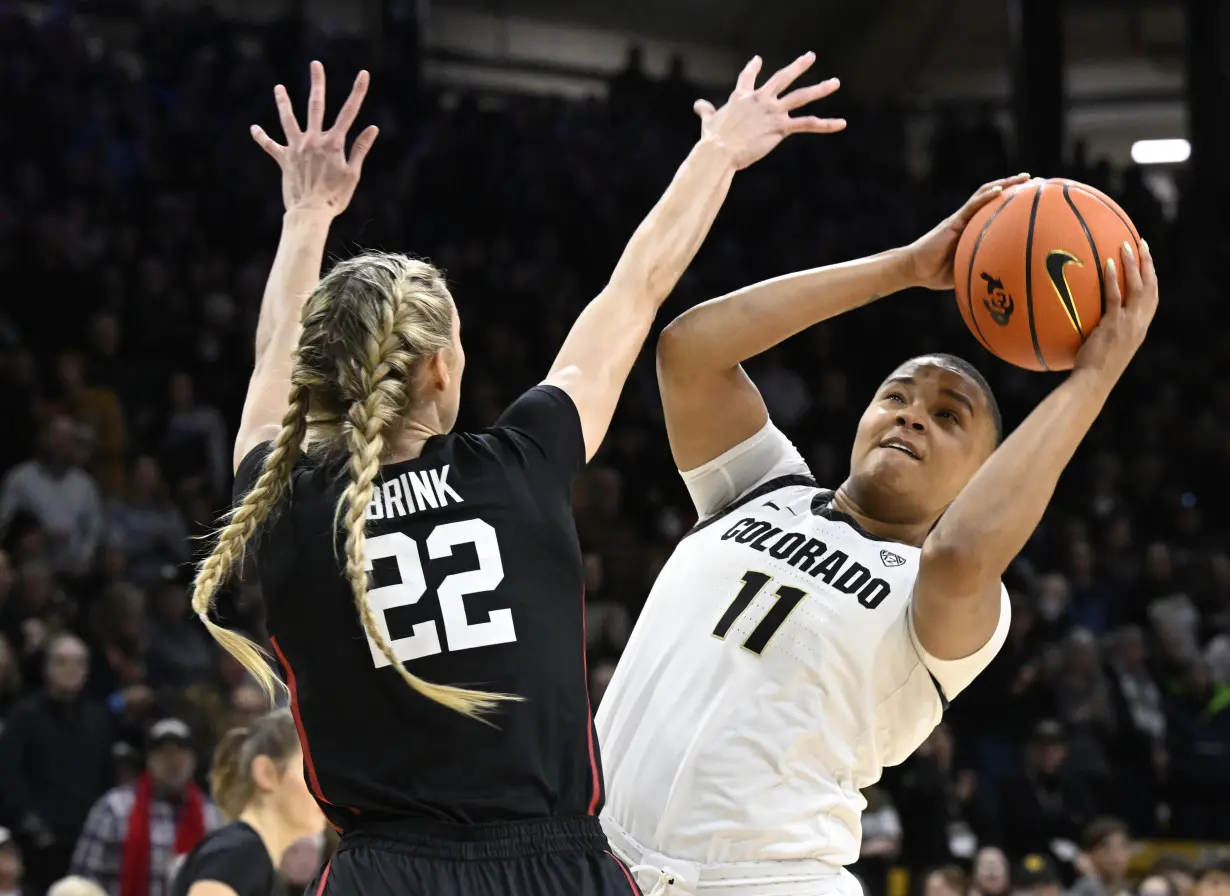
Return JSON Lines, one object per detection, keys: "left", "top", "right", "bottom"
{"left": 69, "top": 720, "right": 222, "bottom": 896}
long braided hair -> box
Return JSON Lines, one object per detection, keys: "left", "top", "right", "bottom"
{"left": 192, "top": 253, "right": 519, "bottom": 720}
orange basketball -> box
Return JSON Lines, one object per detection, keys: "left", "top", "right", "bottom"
{"left": 952, "top": 177, "right": 1141, "bottom": 371}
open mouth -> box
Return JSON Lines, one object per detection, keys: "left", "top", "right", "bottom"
{"left": 879, "top": 439, "right": 921, "bottom": 460}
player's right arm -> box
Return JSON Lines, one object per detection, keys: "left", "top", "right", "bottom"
{"left": 658, "top": 176, "right": 1031, "bottom": 475}
{"left": 912, "top": 240, "right": 1158, "bottom": 663}
{"left": 232, "top": 62, "right": 378, "bottom": 472}
{"left": 541, "top": 53, "right": 845, "bottom": 464}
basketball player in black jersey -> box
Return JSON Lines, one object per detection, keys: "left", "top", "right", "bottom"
{"left": 190, "top": 58, "right": 846, "bottom": 895}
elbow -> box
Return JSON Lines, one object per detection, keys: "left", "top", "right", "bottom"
{"left": 919, "top": 532, "right": 996, "bottom": 589}
{"left": 656, "top": 317, "right": 698, "bottom": 376}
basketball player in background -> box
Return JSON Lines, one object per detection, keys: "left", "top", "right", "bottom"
{"left": 171, "top": 710, "right": 323, "bottom": 896}
{"left": 597, "top": 173, "right": 1158, "bottom": 896}
{"left": 192, "top": 56, "right": 845, "bottom": 895}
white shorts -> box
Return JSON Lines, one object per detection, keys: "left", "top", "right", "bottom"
{"left": 603, "top": 819, "right": 863, "bottom": 896}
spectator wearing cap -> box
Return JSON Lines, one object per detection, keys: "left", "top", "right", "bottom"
{"left": 0, "top": 634, "right": 112, "bottom": 894}
{"left": 1068, "top": 818, "right": 1133, "bottom": 896}
{"left": 70, "top": 719, "right": 222, "bottom": 896}
{"left": 1014, "top": 853, "right": 1059, "bottom": 896}
{"left": 0, "top": 826, "right": 30, "bottom": 896}
{"left": 998, "top": 721, "right": 1094, "bottom": 863}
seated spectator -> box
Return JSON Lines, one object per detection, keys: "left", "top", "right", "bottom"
{"left": 49, "top": 877, "right": 108, "bottom": 896}
{"left": 0, "top": 417, "right": 102, "bottom": 577}
{"left": 44, "top": 352, "right": 127, "bottom": 497}
{"left": 1013, "top": 854, "right": 1060, "bottom": 896}
{"left": 1138, "top": 873, "right": 1177, "bottom": 896}
{"left": 1193, "top": 859, "right": 1230, "bottom": 896}
{"left": 998, "top": 721, "right": 1093, "bottom": 862}
{"left": 145, "top": 572, "right": 213, "bottom": 690}
{"left": 1164, "top": 659, "right": 1230, "bottom": 839}
{"left": 157, "top": 374, "right": 228, "bottom": 505}
{"left": 70, "top": 718, "right": 223, "bottom": 896}
{"left": 971, "top": 846, "right": 1011, "bottom": 896}
{"left": 0, "top": 826, "right": 28, "bottom": 896}
{"left": 1068, "top": 817, "right": 1132, "bottom": 896}
{"left": 0, "top": 635, "right": 113, "bottom": 894}
{"left": 851, "top": 786, "right": 902, "bottom": 896}
{"left": 105, "top": 457, "right": 188, "bottom": 590}
{"left": 923, "top": 866, "right": 967, "bottom": 896}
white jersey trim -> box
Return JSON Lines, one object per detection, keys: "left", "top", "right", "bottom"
{"left": 907, "top": 583, "right": 1011, "bottom": 700}
{"left": 679, "top": 420, "right": 811, "bottom": 519}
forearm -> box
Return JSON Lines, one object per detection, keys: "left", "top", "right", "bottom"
{"left": 605, "top": 137, "right": 738, "bottom": 306}
{"left": 659, "top": 247, "right": 916, "bottom": 369}
{"left": 926, "top": 368, "right": 1114, "bottom": 574}
{"left": 252, "top": 209, "right": 333, "bottom": 360}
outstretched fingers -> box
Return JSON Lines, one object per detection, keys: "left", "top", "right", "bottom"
{"left": 735, "top": 56, "right": 763, "bottom": 93}
{"left": 781, "top": 78, "right": 840, "bottom": 112}
{"left": 273, "top": 84, "right": 300, "bottom": 141}
{"left": 330, "top": 70, "right": 371, "bottom": 139}
{"left": 348, "top": 125, "right": 380, "bottom": 171}
{"left": 787, "top": 116, "right": 848, "bottom": 135}
{"left": 306, "top": 60, "right": 327, "bottom": 133}
{"left": 762, "top": 51, "right": 816, "bottom": 96}
{"left": 249, "top": 125, "right": 284, "bottom": 160}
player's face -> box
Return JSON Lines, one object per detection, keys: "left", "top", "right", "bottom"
{"left": 847, "top": 361, "right": 997, "bottom": 523}
{"left": 274, "top": 749, "right": 326, "bottom": 838}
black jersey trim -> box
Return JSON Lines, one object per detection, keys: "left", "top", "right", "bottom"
{"left": 682, "top": 474, "right": 818, "bottom": 541}
{"left": 809, "top": 490, "right": 912, "bottom": 545}
{"left": 930, "top": 673, "right": 950, "bottom": 712}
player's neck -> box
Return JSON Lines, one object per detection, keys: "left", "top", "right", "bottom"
{"left": 239, "top": 804, "right": 297, "bottom": 867}
{"left": 829, "top": 486, "right": 933, "bottom": 547}
{"left": 383, "top": 417, "right": 447, "bottom": 463}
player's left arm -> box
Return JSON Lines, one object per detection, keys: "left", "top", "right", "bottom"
{"left": 913, "top": 240, "right": 1158, "bottom": 662}
{"left": 233, "top": 62, "right": 378, "bottom": 472}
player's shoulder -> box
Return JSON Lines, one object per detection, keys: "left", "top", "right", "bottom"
{"left": 193, "top": 821, "right": 267, "bottom": 860}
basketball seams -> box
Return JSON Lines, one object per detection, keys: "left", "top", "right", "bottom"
{"left": 1023, "top": 182, "right": 1050, "bottom": 371}
{"left": 1063, "top": 185, "right": 1106, "bottom": 322}
{"left": 964, "top": 192, "right": 1021, "bottom": 355}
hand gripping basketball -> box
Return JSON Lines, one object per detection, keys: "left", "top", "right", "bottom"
{"left": 693, "top": 52, "right": 847, "bottom": 170}
{"left": 1073, "top": 239, "right": 1159, "bottom": 380}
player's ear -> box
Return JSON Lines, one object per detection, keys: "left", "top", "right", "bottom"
{"left": 251, "top": 753, "right": 279, "bottom": 793}
{"left": 424, "top": 348, "right": 451, "bottom": 395}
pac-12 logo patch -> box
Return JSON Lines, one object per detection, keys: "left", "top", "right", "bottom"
{"left": 880, "top": 550, "right": 906, "bottom": 568}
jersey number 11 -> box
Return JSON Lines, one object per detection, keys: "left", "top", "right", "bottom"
{"left": 712, "top": 571, "right": 807, "bottom": 655}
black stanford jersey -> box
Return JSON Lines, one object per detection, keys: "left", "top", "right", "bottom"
{"left": 234, "top": 386, "right": 600, "bottom": 831}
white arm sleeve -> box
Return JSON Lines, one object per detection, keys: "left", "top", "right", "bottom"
{"left": 679, "top": 420, "right": 811, "bottom": 519}
{"left": 908, "top": 584, "right": 1011, "bottom": 700}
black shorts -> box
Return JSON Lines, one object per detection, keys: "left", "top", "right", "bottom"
{"left": 312, "top": 816, "right": 642, "bottom": 896}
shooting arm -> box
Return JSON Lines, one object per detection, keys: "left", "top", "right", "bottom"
{"left": 913, "top": 369, "right": 1114, "bottom": 660}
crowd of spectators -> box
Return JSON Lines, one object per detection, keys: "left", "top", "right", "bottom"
{"left": 0, "top": 3, "right": 1227, "bottom": 896}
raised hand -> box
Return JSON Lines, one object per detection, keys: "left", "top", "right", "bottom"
{"left": 250, "top": 60, "right": 379, "bottom": 217}
{"left": 906, "top": 174, "right": 1033, "bottom": 289}
{"left": 693, "top": 52, "right": 845, "bottom": 170}
{"left": 1074, "top": 239, "right": 1158, "bottom": 380}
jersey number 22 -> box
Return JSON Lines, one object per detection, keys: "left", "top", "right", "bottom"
{"left": 363, "top": 519, "right": 515, "bottom": 668}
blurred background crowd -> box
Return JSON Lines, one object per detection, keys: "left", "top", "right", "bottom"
{"left": 0, "top": 1, "right": 1228, "bottom": 896}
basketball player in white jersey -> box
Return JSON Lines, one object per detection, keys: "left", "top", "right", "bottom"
{"left": 595, "top": 174, "right": 1159, "bottom": 896}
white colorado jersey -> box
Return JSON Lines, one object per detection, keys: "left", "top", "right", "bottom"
{"left": 596, "top": 421, "right": 1009, "bottom": 888}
